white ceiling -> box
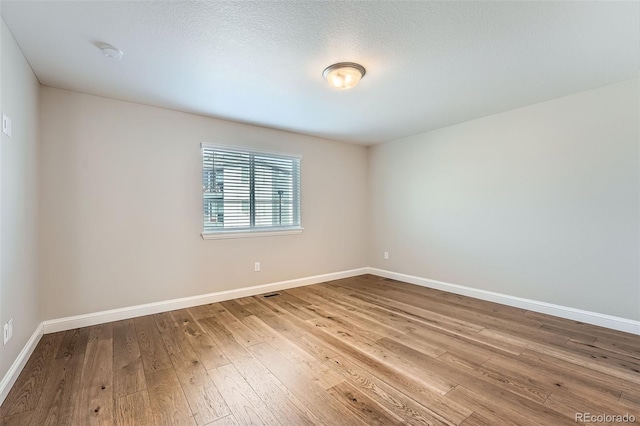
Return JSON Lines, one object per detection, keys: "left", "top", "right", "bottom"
{"left": 2, "top": 1, "right": 638, "bottom": 145}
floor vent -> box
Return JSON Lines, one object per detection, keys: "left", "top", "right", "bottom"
{"left": 263, "top": 293, "right": 281, "bottom": 298}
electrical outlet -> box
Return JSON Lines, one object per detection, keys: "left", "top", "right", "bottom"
{"left": 2, "top": 114, "right": 12, "bottom": 138}
{"left": 254, "top": 262, "right": 261, "bottom": 272}
{"left": 384, "top": 251, "right": 389, "bottom": 260}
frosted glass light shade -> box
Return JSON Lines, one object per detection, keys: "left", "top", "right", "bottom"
{"left": 322, "top": 63, "right": 366, "bottom": 90}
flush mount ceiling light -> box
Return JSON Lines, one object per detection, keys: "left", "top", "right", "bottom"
{"left": 322, "top": 62, "right": 366, "bottom": 90}
{"left": 99, "top": 43, "right": 124, "bottom": 61}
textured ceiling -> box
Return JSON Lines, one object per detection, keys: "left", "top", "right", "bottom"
{"left": 2, "top": 1, "right": 638, "bottom": 145}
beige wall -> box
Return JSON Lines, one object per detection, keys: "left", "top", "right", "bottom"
{"left": 38, "top": 87, "right": 368, "bottom": 320}
{"left": 0, "top": 19, "right": 41, "bottom": 378}
{"left": 38, "top": 79, "right": 640, "bottom": 322}
{"left": 369, "top": 78, "right": 640, "bottom": 320}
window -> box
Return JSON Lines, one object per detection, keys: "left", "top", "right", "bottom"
{"left": 202, "top": 143, "right": 302, "bottom": 239}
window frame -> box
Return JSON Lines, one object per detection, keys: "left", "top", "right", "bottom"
{"left": 201, "top": 143, "right": 303, "bottom": 240}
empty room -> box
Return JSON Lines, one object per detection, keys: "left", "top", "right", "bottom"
{"left": 0, "top": 1, "right": 638, "bottom": 425}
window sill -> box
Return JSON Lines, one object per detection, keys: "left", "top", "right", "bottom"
{"left": 201, "top": 227, "right": 303, "bottom": 240}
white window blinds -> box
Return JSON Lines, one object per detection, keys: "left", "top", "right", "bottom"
{"left": 202, "top": 144, "right": 301, "bottom": 236}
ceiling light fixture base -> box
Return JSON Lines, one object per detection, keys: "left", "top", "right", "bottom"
{"left": 322, "top": 62, "right": 366, "bottom": 90}
{"left": 99, "top": 43, "right": 124, "bottom": 61}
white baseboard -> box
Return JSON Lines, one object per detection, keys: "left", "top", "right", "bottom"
{"left": 41, "top": 265, "right": 640, "bottom": 336}
{"left": 0, "top": 323, "right": 44, "bottom": 406}
{"left": 367, "top": 268, "right": 640, "bottom": 336}
{"left": 42, "top": 268, "right": 368, "bottom": 334}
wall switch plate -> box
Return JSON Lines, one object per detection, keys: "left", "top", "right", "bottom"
{"left": 384, "top": 251, "right": 389, "bottom": 260}
{"left": 3, "top": 319, "right": 12, "bottom": 345}
{"left": 254, "top": 262, "right": 261, "bottom": 272}
{"left": 2, "top": 114, "right": 12, "bottom": 137}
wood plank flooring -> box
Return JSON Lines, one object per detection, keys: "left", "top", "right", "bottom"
{"left": 1, "top": 274, "right": 639, "bottom": 425}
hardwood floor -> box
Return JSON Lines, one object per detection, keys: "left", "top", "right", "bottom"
{"left": 1, "top": 274, "right": 639, "bottom": 425}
